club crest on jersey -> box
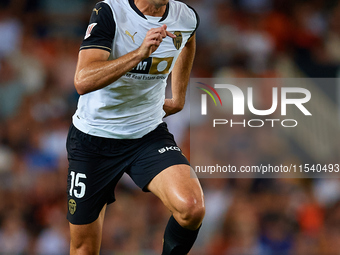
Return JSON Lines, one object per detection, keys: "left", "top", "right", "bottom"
{"left": 84, "top": 23, "right": 97, "bottom": 40}
{"left": 68, "top": 199, "right": 77, "bottom": 215}
{"left": 173, "top": 31, "right": 183, "bottom": 50}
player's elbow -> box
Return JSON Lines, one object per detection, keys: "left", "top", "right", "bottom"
{"left": 74, "top": 76, "right": 90, "bottom": 95}
{"left": 74, "top": 86, "right": 86, "bottom": 96}
{"left": 74, "top": 72, "right": 114, "bottom": 95}
{"left": 174, "top": 101, "right": 185, "bottom": 113}
{"left": 169, "top": 102, "right": 185, "bottom": 116}
{"left": 174, "top": 105, "right": 184, "bottom": 113}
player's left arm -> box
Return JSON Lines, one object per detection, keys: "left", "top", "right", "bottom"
{"left": 163, "top": 34, "right": 196, "bottom": 117}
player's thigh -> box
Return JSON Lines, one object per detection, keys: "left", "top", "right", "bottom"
{"left": 70, "top": 204, "right": 107, "bottom": 254}
{"left": 146, "top": 164, "right": 205, "bottom": 217}
{"left": 66, "top": 124, "right": 126, "bottom": 224}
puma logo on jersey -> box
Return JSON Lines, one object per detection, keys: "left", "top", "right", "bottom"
{"left": 125, "top": 30, "right": 137, "bottom": 43}
{"left": 93, "top": 7, "right": 102, "bottom": 15}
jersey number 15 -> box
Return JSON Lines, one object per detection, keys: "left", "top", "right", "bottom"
{"left": 69, "top": 171, "right": 87, "bottom": 198}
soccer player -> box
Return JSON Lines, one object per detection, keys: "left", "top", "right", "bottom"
{"left": 66, "top": 0, "right": 204, "bottom": 254}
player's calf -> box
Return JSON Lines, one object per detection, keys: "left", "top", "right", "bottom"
{"left": 162, "top": 194, "right": 205, "bottom": 255}
{"left": 162, "top": 214, "right": 204, "bottom": 255}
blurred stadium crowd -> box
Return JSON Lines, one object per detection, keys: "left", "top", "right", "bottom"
{"left": 1, "top": 0, "right": 340, "bottom": 254}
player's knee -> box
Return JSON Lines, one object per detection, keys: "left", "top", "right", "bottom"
{"left": 176, "top": 196, "right": 205, "bottom": 229}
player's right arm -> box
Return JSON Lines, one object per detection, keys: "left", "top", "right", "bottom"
{"left": 75, "top": 47, "right": 141, "bottom": 95}
{"left": 74, "top": 3, "right": 174, "bottom": 95}
{"left": 75, "top": 25, "right": 173, "bottom": 95}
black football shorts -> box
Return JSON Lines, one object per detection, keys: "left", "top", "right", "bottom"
{"left": 66, "top": 122, "right": 189, "bottom": 225}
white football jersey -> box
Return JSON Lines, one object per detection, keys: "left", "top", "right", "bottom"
{"left": 73, "top": 0, "right": 199, "bottom": 139}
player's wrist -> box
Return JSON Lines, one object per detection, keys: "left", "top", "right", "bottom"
{"left": 135, "top": 45, "right": 151, "bottom": 61}
{"left": 171, "top": 97, "right": 185, "bottom": 110}
{"left": 164, "top": 98, "right": 184, "bottom": 116}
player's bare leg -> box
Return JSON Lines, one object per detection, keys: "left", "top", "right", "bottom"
{"left": 146, "top": 164, "right": 205, "bottom": 254}
{"left": 69, "top": 204, "right": 107, "bottom": 255}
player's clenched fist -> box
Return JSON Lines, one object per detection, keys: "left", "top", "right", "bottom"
{"left": 138, "top": 24, "right": 176, "bottom": 59}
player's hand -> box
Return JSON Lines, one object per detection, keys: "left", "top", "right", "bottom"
{"left": 163, "top": 98, "right": 184, "bottom": 117}
{"left": 138, "top": 24, "right": 176, "bottom": 59}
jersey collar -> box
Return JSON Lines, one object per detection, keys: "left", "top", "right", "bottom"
{"left": 128, "top": 0, "right": 169, "bottom": 22}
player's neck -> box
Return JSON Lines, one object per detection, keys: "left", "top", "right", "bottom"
{"left": 134, "top": 0, "right": 167, "bottom": 17}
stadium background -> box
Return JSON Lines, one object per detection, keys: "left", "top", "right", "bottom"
{"left": 1, "top": 0, "right": 340, "bottom": 254}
